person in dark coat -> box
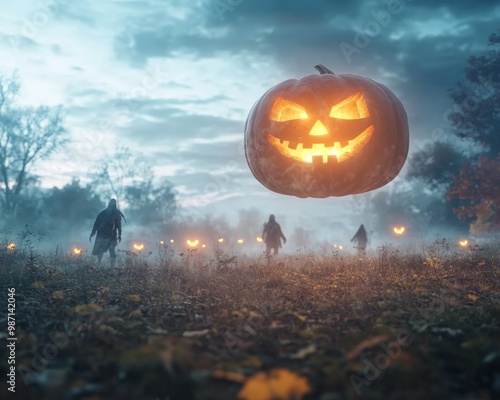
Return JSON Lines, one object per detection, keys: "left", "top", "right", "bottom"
{"left": 351, "top": 224, "right": 368, "bottom": 257}
{"left": 262, "top": 214, "right": 286, "bottom": 256}
{"left": 89, "top": 199, "right": 124, "bottom": 266}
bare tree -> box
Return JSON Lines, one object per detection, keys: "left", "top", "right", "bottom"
{"left": 91, "top": 146, "right": 151, "bottom": 204}
{"left": 0, "top": 73, "right": 66, "bottom": 216}
{"left": 91, "top": 146, "right": 177, "bottom": 228}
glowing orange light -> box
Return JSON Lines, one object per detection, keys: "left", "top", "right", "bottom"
{"left": 267, "top": 127, "right": 373, "bottom": 164}
{"left": 73, "top": 247, "right": 82, "bottom": 255}
{"left": 237, "top": 239, "right": 244, "bottom": 244}
{"left": 133, "top": 243, "right": 144, "bottom": 251}
{"left": 459, "top": 239, "right": 469, "bottom": 247}
{"left": 270, "top": 97, "right": 308, "bottom": 122}
{"left": 268, "top": 92, "right": 373, "bottom": 164}
{"left": 6, "top": 243, "right": 15, "bottom": 251}
{"left": 329, "top": 92, "right": 370, "bottom": 119}
{"left": 256, "top": 237, "right": 263, "bottom": 242}
{"left": 187, "top": 239, "right": 199, "bottom": 247}
{"left": 218, "top": 238, "right": 224, "bottom": 243}
{"left": 393, "top": 226, "right": 405, "bottom": 235}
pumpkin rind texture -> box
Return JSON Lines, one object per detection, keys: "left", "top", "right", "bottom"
{"left": 244, "top": 65, "right": 409, "bottom": 198}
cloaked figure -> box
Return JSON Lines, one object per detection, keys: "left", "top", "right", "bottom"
{"left": 89, "top": 199, "right": 125, "bottom": 267}
{"left": 262, "top": 214, "right": 286, "bottom": 257}
{"left": 351, "top": 224, "right": 368, "bottom": 258}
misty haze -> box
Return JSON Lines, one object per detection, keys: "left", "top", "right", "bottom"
{"left": 1, "top": 1, "right": 499, "bottom": 399}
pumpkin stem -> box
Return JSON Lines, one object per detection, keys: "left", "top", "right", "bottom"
{"left": 314, "top": 65, "right": 335, "bottom": 75}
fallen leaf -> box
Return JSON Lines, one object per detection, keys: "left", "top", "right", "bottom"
{"left": 417, "top": 323, "right": 436, "bottom": 333}
{"left": 293, "top": 312, "right": 307, "bottom": 322}
{"left": 483, "top": 352, "right": 499, "bottom": 364}
{"left": 182, "top": 329, "right": 210, "bottom": 338}
{"left": 73, "top": 303, "right": 102, "bottom": 313}
{"left": 467, "top": 294, "right": 479, "bottom": 302}
{"left": 346, "top": 335, "right": 390, "bottom": 361}
{"left": 238, "top": 368, "right": 310, "bottom": 400}
{"left": 431, "top": 327, "right": 462, "bottom": 337}
{"left": 290, "top": 343, "right": 316, "bottom": 359}
{"left": 269, "top": 321, "right": 286, "bottom": 329}
{"left": 50, "top": 291, "right": 64, "bottom": 300}
{"left": 98, "top": 324, "right": 118, "bottom": 334}
{"left": 232, "top": 310, "right": 246, "bottom": 319}
{"left": 128, "top": 308, "right": 142, "bottom": 319}
{"left": 147, "top": 327, "right": 169, "bottom": 335}
{"left": 127, "top": 294, "right": 141, "bottom": 302}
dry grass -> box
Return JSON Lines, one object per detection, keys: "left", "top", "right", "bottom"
{"left": 1, "top": 238, "right": 499, "bottom": 399}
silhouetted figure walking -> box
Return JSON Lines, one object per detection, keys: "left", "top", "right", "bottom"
{"left": 89, "top": 199, "right": 124, "bottom": 267}
{"left": 351, "top": 224, "right": 368, "bottom": 258}
{"left": 262, "top": 214, "right": 286, "bottom": 257}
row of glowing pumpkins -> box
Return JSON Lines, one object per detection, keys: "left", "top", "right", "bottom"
{"left": 3, "top": 234, "right": 471, "bottom": 253}
{"left": 75, "top": 236, "right": 472, "bottom": 254}
{"left": 127, "top": 226, "right": 411, "bottom": 252}
{"left": 391, "top": 227, "right": 469, "bottom": 246}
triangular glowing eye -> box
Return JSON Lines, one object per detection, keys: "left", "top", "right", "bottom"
{"left": 270, "top": 97, "right": 309, "bottom": 122}
{"left": 330, "top": 92, "right": 370, "bottom": 119}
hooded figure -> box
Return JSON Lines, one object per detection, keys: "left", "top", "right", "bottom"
{"left": 89, "top": 199, "right": 124, "bottom": 266}
{"left": 262, "top": 214, "right": 286, "bottom": 256}
{"left": 351, "top": 224, "right": 368, "bottom": 257}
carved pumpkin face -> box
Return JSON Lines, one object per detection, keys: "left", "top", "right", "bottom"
{"left": 267, "top": 92, "right": 374, "bottom": 164}
{"left": 245, "top": 65, "right": 409, "bottom": 198}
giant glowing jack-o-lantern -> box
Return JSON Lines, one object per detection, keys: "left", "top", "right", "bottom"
{"left": 244, "top": 65, "right": 409, "bottom": 197}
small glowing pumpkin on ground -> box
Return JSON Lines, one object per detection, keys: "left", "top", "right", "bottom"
{"left": 393, "top": 226, "right": 405, "bottom": 235}
{"left": 133, "top": 243, "right": 144, "bottom": 251}
{"left": 244, "top": 65, "right": 409, "bottom": 197}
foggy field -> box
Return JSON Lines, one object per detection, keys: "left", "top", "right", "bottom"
{"left": 1, "top": 240, "right": 500, "bottom": 400}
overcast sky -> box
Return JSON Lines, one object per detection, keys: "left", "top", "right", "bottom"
{"left": 1, "top": 0, "right": 498, "bottom": 244}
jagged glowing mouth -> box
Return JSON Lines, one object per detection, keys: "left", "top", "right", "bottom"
{"left": 266, "top": 125, "right": 374, "bottom": 163}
